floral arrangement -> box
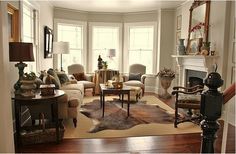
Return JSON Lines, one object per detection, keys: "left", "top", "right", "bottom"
{"left": 157, "top": 68, "right": 175, "bottom": 79}
{"left": 190, "top": 22, "right": 205, "bottom": 38}
{"left": 22, "top": 72, "right": 36, "bottom": 80}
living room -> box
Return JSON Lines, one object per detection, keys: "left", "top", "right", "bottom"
{"left": 0, "top": 0, "right": 235, "bottom": 153}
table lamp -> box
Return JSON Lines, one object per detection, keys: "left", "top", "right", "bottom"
{"left": 53, "top": 41, "right": 70, "bottom": 71}
{"left": 107, "top": 49, "right": 116, "bottom": 59}
{"left": 9, "top": 42, "right": 34, "bottom": 93}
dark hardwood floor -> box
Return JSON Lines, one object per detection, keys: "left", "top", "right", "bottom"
{"left": 17, "top": 92, "right": 235, "bottom": 153}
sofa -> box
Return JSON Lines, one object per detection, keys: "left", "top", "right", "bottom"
{"left": 28, "top": 69, "right": 84, "bottom": 127}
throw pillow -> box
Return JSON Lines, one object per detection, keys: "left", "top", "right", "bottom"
{"left": 35, "top": 77, "right": 43, "bottom": 89}
{"left": 57, "top": 72, "right": 70, "bottom": 84}
{"left": 43, "top": 74, "right": 60, "bottom": 89}
{"left": 128, "top": 73, "right": 141, "bottom": 81}
{"left": 47, "top": 68, "right": 61, "bottom": 89}
{"left": 73, "top": 72, "right": 86, "bottom": 81}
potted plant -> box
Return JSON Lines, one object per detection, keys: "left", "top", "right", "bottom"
{"left": 102, "top": 61, "right": 108, "bottom": 69}
{"left": 157, "top": 68, "right": 175, "bottom": 99}
{"left": 20, "top": 72, "right": 37, "bottom": 97}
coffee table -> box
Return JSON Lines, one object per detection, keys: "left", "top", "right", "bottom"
{"left": 99, "top": 84, "right": 131, "bottom": 117}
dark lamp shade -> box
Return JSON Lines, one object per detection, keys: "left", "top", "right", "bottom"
{"left": 9, "top": 42, "right": 34, "bottom": 62}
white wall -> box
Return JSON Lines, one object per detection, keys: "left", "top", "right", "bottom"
{"left": 156, "top": 9, "right": 175, "bottom": 94}
{"left": 38, "top": 1, "right": 54, "bottom": 71}
{"left": 0, "top": 1, "right": 15, "bottom": 152}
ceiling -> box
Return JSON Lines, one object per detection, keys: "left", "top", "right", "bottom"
{"left": 51, "top": 0, "right": 186, "bottom": 13}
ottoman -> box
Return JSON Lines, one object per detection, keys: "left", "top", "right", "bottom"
{"left": 125, "top": 86, "right": 142, "bottom": 102}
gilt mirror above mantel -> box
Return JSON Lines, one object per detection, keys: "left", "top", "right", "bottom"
{"left": 186, "top": 0, "right": 211, "bottom": 54}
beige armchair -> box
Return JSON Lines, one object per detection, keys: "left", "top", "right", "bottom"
{"left": 123, "top": 64, "right": 146, "bottom": 96}
{"left": 68, "top": 64, "right": 95, "bottom": 95}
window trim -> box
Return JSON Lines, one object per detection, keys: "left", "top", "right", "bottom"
{"left": 21, "top": 0, "right": 39, "bottom": 72}
{"left": 88, "top": 22, "right": 122, "bottom": 73}
{"left": 54, "top": 18, "right": 87, "bottom": 70}
{"left": 124, "top": 22, "right": 157, "bottom": 74}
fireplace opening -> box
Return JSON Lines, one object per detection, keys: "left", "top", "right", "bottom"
{"left": 185, "top": 70, "right": 207, "bottom": 87}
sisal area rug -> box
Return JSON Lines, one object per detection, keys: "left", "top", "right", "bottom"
{"left": 63, "top": 95, "right": 201, "bottom": 139}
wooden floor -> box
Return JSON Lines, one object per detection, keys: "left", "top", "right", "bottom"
{"left": 17, "top": 92, "right": 235, "bottom": 153}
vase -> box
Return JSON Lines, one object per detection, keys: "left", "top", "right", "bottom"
{"left": 20, "top": 80, "right": 37, "bottom": 97}
{"left": 178, "top": 39, "right": 186, "bottom": 55}
{"left": 159, "top": 77, "right": 174, "bottom": 99}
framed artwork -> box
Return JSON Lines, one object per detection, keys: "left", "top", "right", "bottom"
{"left": 177, "top": 15, "right": 182, "bottom": 30}
{"left": 44, "top": 26, "right": 53, "bottom": 58}
{"left": 7, "top": 4, "right": 19, "bottom": 42}
{"left": 187, "top": 38, "right": 201, "bottom": 55}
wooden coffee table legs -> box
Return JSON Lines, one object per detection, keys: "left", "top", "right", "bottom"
{"left": 101, "top": 92, "right": 130, "bottom": 117}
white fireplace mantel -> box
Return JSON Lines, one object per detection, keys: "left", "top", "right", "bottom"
{"left": 172, "top": 55, "right": 219, "bottom": 86}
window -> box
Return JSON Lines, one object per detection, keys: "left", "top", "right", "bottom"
{"left": 89, "top": 23, "right": 122, "bottom": 72}
{"left": 57, "top": 23, "right": 85, "bottom": 71}
{"left": 124, "top": 23, "right": 157, "bottom": 74}
{"left": 22, "top": 2, "right": 38, "bottom": 72}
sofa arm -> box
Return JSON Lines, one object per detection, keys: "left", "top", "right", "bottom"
{"left": 58, "top": 94, "right": 69, "bottom": 119}
{"left": 68, "top": 99, "right": 79, "bottom": 108}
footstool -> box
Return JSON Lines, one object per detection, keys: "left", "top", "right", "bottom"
{"left": 126, "top": 86, "right": 142, "bottom": 102}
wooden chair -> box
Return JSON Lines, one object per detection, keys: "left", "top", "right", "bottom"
{"left": 172, "top": 85, "right": 204, "bottom": 128}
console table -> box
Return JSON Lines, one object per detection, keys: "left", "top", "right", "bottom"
{"left": 12, "top": 90, "right": 65, "bottom": 145}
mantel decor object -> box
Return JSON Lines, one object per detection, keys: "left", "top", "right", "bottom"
{"left": 178, "top": 39, "right": 186, "bottom": 55}
{"left": 157, "top": 68, "right": 175, "bottom": 99}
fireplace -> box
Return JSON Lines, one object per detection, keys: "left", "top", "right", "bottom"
{"left": 172, "top": 55, "right": 219, "bottom": 87}
{"left": 186, "top": 70, "right": 207, "bottom": 87}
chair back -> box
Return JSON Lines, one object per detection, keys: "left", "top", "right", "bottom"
{"left": 129, "top": 64, "right": 146, "bottom": 75}
{"left": 68, "top": 64, "right": 85, "bottom": 75}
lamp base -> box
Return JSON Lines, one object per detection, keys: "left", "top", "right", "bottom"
{"left": 14, "top": 62, "right": 27, "bottom": 93}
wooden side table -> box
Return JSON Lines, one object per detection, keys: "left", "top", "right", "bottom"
{"left": 99, "top": 84, "right": 131, "bottom": 117}
{"left": 12, "top": 90, "right": 65, "bottom": 145}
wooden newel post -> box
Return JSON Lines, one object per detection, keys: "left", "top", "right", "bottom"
{"left": 200, "top": 71, "right": 224, "bottom": 153}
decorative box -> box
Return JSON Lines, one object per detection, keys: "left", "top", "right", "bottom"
{"left": 40, "top": 84, "right": 55, "bottom": 96}
{"left": 112, "top": 82, "right": 123, "bottom": 89}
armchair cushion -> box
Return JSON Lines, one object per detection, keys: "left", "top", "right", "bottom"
{"left": 73, "top": 72, "right": 86, "bottom": 81}
{"left": 129, "top": 73, "right": 141, "bottom": 81}
{"left": 179, "top": 94, "right": 201, "bottom": 102}
{"left": 78, "top": 80, "right": 95, "bottom": 88}
{"left": 123, "top": 80, "right": 145, "bottom": 89}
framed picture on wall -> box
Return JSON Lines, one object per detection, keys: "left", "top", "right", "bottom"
{"left": 177, "top": 15, "right": 182, "bottom": 30}
{"left": 44, "top": 26, "right": 53, "bottom": 58}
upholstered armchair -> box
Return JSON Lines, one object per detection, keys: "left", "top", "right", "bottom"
{"left": 171, "top": 85, "right": 204, "bottom": 128}
{"left": 123, "top": 64, "right": 146, "bottom": 96}
{"left": 68, "top": 64, "right": 95, "bottom": 95}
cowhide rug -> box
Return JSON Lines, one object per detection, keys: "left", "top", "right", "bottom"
{"left": 80, "top": 98, "right": 174, "bottom": 133}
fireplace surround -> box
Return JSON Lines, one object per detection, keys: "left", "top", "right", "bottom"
{"left": 172, "top": 55, "right": 219, "bottom": 87}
